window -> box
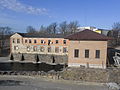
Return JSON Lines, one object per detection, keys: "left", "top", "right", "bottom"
{"left": 56, "top": 40, "right": 59, "bottom": 44}
{"left": 33, "top": 46, "right": 37, "bottom": 51}
{"left": 40, "top": 46, "right": 44, "bottom": 52}
{"left": 29, "top": 39, "right": 32, "bottom": 43}
{"left": 74, "top": 49, "right": 79, "bottom": 58}
{"left": 14, "top": 46, "right": 19, "bottom": 50}
{"left": 34, "top": 40, "right": 37, "bottom": 43}
{"left": 25, "top": 39, "right": 27, "bottom": 43}
{"left": 95, "top": 50, "right": 100, "bottom": 58}
{"left": 85, "top": 49, "right": 89, "bottom": 58}
{"left": 63, "top": 47, "right": 67, "bottom": 53}
{"left": 48, "top": 47, "right": 51, "bottom": 52}
{"left": 27, "top": 46, "right": 30, "bottom": 52}
{"left": 17, "top": 39, "right": 20, "bottom": 43}
{"left": 55, "top": 47, "right": 59, "bottom": 53}
{"left": 13, "top": 38, "right": 15, "bottom": 43}
{"left": 63, "top": 40, "right": 66, "bottom": 44}
{"left": 41, "top": 40, "right": 44, "bottom": 44}
{"left": 48, "top": 40, "right": 51, "bottom": 45}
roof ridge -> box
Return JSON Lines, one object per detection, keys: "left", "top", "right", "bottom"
{"left": 66, "top": 29, "right": 111, "bottom": 41}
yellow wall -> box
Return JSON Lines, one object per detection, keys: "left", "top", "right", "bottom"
{"left": 95, "top": 30, "right": 102, "bottom": 34}
{"left": 68, "top": 40, "right": 107, "bottom": 68}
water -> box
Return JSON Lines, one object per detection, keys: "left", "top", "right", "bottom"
{"left": 0, "top": 80, "right": 23, "bottom": 86}
{"left": 0, "top": 62, "right": 64, "bottom": 72}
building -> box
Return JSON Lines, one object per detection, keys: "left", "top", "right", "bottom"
{"left": 77, "top": 26, "right": 97, "bottom": 31}
{"left": 10, "top": 33, "right": 69, "bottom": 63}
{"left": 77, "top": 26, "right": 109, "bottom": 36}
{"left": 10, "top": 30, "right": 110, "bottom": 69}
{"left": 66, "top": 30, "right": 110, "bottom": 69}
{"left": 94, "top": 29, "right": 109, "bottom": 36}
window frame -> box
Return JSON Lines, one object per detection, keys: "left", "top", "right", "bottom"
{"left": 27, "top": 46, "right": 30, "bottom": 52}
{"left": 63, "top": 47, "right": 67, "bottom": 53}
{"left": 33, "top": 46, "right": 37, "bottom": 51}
{"left": 17, "top": 39, "right": 20, "bottom": 43}
{"left": 14, "top": 46, "right": 19, "bottom": 50}
{"left": 55, "top": 47, "right": 59, "bottom": 53}
{"left": 95, "top": 50, "right": 100, "bottom": 59}
{"left": 63, "top": 40, "right": 66, "bottom": 44}
{"left": 29, "top": 39, "right": 32, "bottom": 43}
{"left": 74, "top": 49, "right": 79, "bottom": 58}
{"left": 12, "top": 38, "right": 15, "bottom": 43}
{"left": 34, "top": 40, "right": 37, "bottom": 43}
{"left": 55, "top": 40, "right": 59, "bottom": 44}
{"left": 85, "top": 49, "right": 89, "bottom": 58}
{"left": 40, "top": 46, "right": 45, "bottom": 52}
{"left": 41, "top": 40, "right": 44, "bottom": 44}
{"left": 48, "top": 47, "right": 51, "bottom": 52}
{"left": 25, "top": 39, "right": 27, "bottom": 43}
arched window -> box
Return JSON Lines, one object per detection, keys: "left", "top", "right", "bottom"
{"left": 33, "top": 46, "right": 37, "bottom": 51}
{"left": 27, "top": 46, "right": 30, "bottom": 52}
{"left": 14, "top": 46, "right": 19, "bottom": 50}
{"left": 63, "top": 47, "right": 67, "bottom": 53}
{"left": 40, "top": 46, "right": 45, "bottom": 52}
{"left": 48, "top": 47, "right": 51, "bottom": 52}
{"left": 55, "top": 47, "right": 59, "bottom": 53}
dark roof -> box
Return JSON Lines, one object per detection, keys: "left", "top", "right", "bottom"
{"left": 16, "top": 33, "right": 66, "bottom": 38}
{"left": 65, "top": 29, "right": 111, "bottom": 41}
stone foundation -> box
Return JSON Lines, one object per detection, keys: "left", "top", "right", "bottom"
{"left": 0, "top": 68, "right": 120, "bottom": 84}
{"left": 11, "top": 53, "right": 68, "bottom": 64}
{"left": 61, "top": 68, "right": 120, "bottom": 83}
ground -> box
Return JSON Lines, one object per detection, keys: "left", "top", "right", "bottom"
{"left": 0, "top": 57, "right": 9, "bottom": 62}
{"left": 0, "top": 57, "right": 116, "bottom": 90}
{"left": 0, "top": 75, "right": 112, "bottom": 90}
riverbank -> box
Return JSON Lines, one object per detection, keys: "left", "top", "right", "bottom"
{"left": 0, "top": 75, "right": 113, "bottom": 90}
{"left": 0, "top": 67, "right": 120, "bottom": 84}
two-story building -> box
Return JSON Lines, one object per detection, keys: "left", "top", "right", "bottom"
{"left": 10, "top": 33, "right": 69, "bottom": 64}
{"left": 66, "top": 30, "right": 110, "bottom": 68}
{"left": 10, "top": 30, "right": 110, "bottom": 69}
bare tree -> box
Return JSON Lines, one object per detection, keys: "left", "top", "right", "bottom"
{"left": 26, "top": 26, "right": 36, "bottom": 34}
{"left": 46, "top": 22, "right": 58, "bottom": 34}
{"left": 52, "top": 22, "right": 58, "bottom": 34}
{"left": 0, "top": 26, "right": 13, "bottom": 56}
{"left": 112, "top": 22, "right": 120, "bottom": 38}
{"left": 107, "top": 22, "right": 120, "bottom": 46}
{"left": 59, "top": 21, "right": 68, "bottom": 34}
{"left": 68, "top": 21, "right": 79, "bottom": 34}
{"left": 0, "top": 26, "right": 13, "bottom": 35}
{"left": 107, "top": 30, "right": 116, "bottom": 46}
{"left": 39, "top": 25, "right": 47, "bottom": 34}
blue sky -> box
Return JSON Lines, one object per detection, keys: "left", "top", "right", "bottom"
{"left": 0, "top": 0, "right": 120, "bottom": 32}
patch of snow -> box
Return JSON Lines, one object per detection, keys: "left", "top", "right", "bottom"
{"left": 106, "top": 82, "right": 120, "bottom": 90}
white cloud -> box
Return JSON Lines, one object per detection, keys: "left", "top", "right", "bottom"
{"left": 0, "top": 0, "right": 47, "bottom": 15}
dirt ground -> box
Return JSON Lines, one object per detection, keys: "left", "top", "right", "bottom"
{"left": 0, "top": 75, "right": 113, "bottom": 90}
